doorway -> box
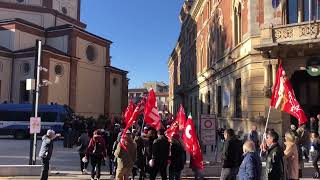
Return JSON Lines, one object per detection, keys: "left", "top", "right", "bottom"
{"left": 291, "top": 70, "right": 320, "bottom": 126}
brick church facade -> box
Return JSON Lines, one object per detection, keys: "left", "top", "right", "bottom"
{"left": 0, "top": 0, "right": 128, "bottom": 118}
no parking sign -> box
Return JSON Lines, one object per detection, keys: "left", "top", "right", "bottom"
{"left": 200, "top": 114, "right": 216, "bottom": 146}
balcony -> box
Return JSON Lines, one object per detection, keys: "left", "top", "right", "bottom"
{"left": 255, "top": 21, "right": 320, "bottom": 52}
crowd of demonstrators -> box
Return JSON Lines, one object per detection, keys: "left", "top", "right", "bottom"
{"left": 218, "top": 124, "right": 320, "bottom": 180}
{"left": 42, "top": 108, "right": 319, "bottom": 180}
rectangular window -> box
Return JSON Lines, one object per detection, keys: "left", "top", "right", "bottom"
{"left": 235, "top": 78, "right": 242, "bottom": 118}
{"left": 303, "top": 0, "right": 320, "bottom": 21}
{"left": 288, "top": 0, "right": 298, "bottom": 23}
{"left": 217, "top": 86, "right": 222, "bottom": 116}
{"left": 304, "top": 0, "right": 310, "bottom": 21}
{"left": 19, "top": 80, "right": 29, "bottom": 103}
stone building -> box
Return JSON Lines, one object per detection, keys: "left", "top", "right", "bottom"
{"left": 168, "top": 0, "right": 320, "bottom": 134}
{"left": 129, "top": 82, "right": 169, "bottom": 112}
{"left": 0, "top": 0, "right": 128, "bottom": 118}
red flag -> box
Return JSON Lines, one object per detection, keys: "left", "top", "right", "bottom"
{"left": 270, "top": 62, "right": 307, "bottom": 125}
{"left": 165, "top": 120, "right": 179, "bottom": 141}
{"left": 182, "top": 114, "right": 204, "bottom": 169}
{"left": 176, "top": 104, "right": 186, "bottom": 131}
{"left": 144, "top": 89, "right": 162, "bottom": 130}
{"left": 124, "top": 99, "right": 135, "bottom": 125}
{"left": 120, "top": 98, "right": 145, "bottom": 151}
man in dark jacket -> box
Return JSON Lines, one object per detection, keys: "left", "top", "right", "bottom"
{"left": 77, "top": 130, "right": 90, "bottom": 174}
{"left": 134, "top": 133, "right": 147, "bottom": 180}
{"left": 169, "top": 133, "right": 186, "bottom": 180}
{"left": 263, "top": 130, "right": 285, "bottom": 180}
{"left": 150, "top": 129, "right": 170, "bottom": 180}
{"left": 220, "top": 129, "right": 243, "bottom": 180}
{"left": 39, "top": 129, "right": 61, "bottom": 180}
{"left": 244, "top": 125, "right": 260, "bottom": 150}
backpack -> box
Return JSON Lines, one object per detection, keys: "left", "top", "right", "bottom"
{"left": 93, "top": 141, "right": 103, "bottom": 155}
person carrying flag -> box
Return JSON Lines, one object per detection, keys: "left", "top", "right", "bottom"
{"left": 182, "top": 114, "right": 204, "bottom": 179}
{"left": 114, "top": 130, "right": 137, "bottom": 180}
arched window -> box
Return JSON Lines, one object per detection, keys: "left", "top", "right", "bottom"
{"left": 233, "top": 3, "right": 242, "bottom": 46}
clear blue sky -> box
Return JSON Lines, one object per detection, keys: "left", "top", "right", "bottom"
{"left": 81, "top": 0, "right": 184, "bottom": 88}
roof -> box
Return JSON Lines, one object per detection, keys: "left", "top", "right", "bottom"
{"left": 46, "top": 24, "right": 113, "bottom": 44}
{"left": 14, "top": 45, "right": 70, "bottom": 57}
{"left": 0, "top": 45, "right": 12, "bottom": 52}
{"left": 0, "top": 18, "right": 44, "bottom": 31}
{"left": 105, "top": 65, "right": 128, "bottom": 74}
{"left": 128, "top": 88, "right": 148, "bottom": 93}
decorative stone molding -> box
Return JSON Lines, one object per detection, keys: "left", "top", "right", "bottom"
{"left": 273, "top": 22, "right": 320, "bottom": 42}
{"left": 274, "top": 27, "right": 293, "bottom": 40}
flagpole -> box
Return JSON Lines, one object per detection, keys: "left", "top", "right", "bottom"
{"left": 260, "top": 106, "right": 271, "bottom": 157}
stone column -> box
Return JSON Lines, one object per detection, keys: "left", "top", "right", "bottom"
{"left": 271, "top": 59, "right": 279, "bottom": 86}
{"left": 263, "top": 61, "right": 270, "bottom": 88}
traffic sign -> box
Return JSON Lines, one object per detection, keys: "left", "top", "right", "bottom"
{"left": 30, "top": 117, "right": 41, "bottom": 134}
{"left": 200, "top": 114, "right": 216, "bottom": 145}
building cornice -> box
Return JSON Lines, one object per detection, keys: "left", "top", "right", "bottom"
{"left": 0, "top": 1, "right": 86, "bottom": 29}
{"left": 105, "top": 65, "right": 128, "bottom": 75}
{"left": 46, "top": 24, "right": 112, "bottom": 46}
{"left": 0, "top": 18, "right": 45, "bottom": 37}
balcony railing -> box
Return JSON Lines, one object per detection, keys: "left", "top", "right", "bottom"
{"left": 273, "top": 21, "right": 319, "bottom": 43}
{"left": 255, "top": 21, "right": 320, "bottom": 51}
